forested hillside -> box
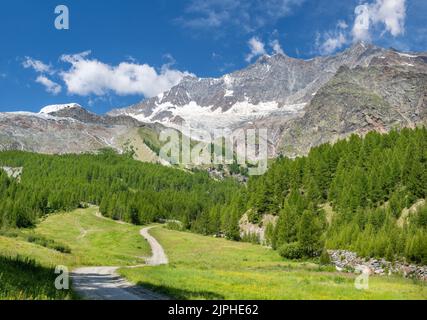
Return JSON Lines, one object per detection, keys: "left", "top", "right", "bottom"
{"left": 245, "top": 127, "right": 427, "bottom": 263}
{"left": 1, "top": 127, "right": 426, "bottom": 264}
{"left": 0, "top": 149, "right": 242, "bottom": 238}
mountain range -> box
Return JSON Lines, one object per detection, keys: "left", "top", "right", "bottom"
{"left": 1, "top": 42, "right": 426, "bottom": 161}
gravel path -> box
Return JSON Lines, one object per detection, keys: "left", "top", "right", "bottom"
{"left": 71, "top": 226, "right": 168, "bottom": 300}
{"left": 140, "top": 227, "right": 168, "bottom": 266}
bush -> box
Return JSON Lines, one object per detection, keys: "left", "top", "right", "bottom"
{"left": 241, "top": 232, "right": 260, "bottom": 244}
{"left": 319, "top": 249, "right": 331, "bottom": 265}
{"left": 166, "top": 221, "right": 184, "bottom": 231}
{"left": 0, "top": 229, "right": 19, "bottom": 238}
{"left": 247, "top": 210, "right": 261, "bottom": 224}
{"left": 278, "top": 242, "right": 304, "bottom": 260}
{"left": 26, "top": 234, "right": 72, "bottom": 254}
{"left": 52, "top": 244, "right": 72, "bottom": 254}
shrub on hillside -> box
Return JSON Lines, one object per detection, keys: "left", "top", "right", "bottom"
{"left": 319, "top": 249, "right": 331, "bottom": 265}
{"left": 26, "top": 234, "right": 71, "bottom": 254}
{"left": 166, "top": 221, "right": 184, "bottom": 231}
{"left": 241, "top": 232, "right": 260, "bottom": 244}
{"left": 278, "top": 242, "right": 304, "bottom": 260}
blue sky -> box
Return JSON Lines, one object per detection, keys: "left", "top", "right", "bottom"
{"left": 0, "top": 0, "right": 426, "bottom": 114}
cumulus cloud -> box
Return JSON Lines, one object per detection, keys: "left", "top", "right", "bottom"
{"left": 352, "top": 0, "right": 406, "bottom": 42}
{"left": 22, "top": 52, "right": 193, "bottom": 98}
{"left": 245, "top": 37, "right": 267, "bottom": 62}
{"left": 22, "top": 57, "right": 53, "bottom": 74}
{"left": 59, "top": 51, "right": 193, "bottom": 97}
{"left": 22, "top": 57, "right": 61, "bottom": 94}
{"left": 35, "top": 76, "right": 62, "bottom": 95}
{"left": 317, "top": 31, "right": 348, "bottom": 55}
{"left": 316, "top": 0, "right": 407, "bottom": 54}
{"left": 179, "top": 0, "right": 305, "bottom": 33}
{"left": 270, "top": 39, "right": 285, "bottom": 55}
{"left": 352, "top": 4, "right": 374, "bottom": 41}
{"left": 337, "top": 20, "right": 349, "bottom": 30}
{"left": 316, "top": 19, "right": 350, "bottom": 55}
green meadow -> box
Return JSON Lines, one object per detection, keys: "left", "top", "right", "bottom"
{"left": 0, "top": 207, "right": 151, "bottom": 299}
{"left": 120, "top": 227, "right": 427, "bottom": 300}
{"left": 1, "top": 208, "right": 426, "bottom": 300}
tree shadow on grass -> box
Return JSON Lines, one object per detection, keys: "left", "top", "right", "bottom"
{"left": 0, "top": 255, "right": 73, "bottom": 300}
{"left": 136, "top": 281, "right": 225, "bottom": 300}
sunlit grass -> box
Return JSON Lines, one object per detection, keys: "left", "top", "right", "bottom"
{"left": 0, "top": 207, "right": 151, "bottom": 300}
{"left": 120, "top": 227, "right": 427, "bottom": 300}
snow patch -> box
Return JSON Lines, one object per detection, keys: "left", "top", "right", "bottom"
{"left": 2, "top": 111, "right": 79, "bottom": 122}
{"left": 224, "top": 90, "right": 234, "bottom": 97}
{"left": 223, "top": 75, "right": 234, "bottom": 88}
{"left": 39, "top": 103, "right": 81, "bottom": 114}
{"left": 398, "top": 53, "right": 418, "bottom": 59}
{"left": 125, "top": 99, "right": 306, "bottom": 136}
{"left": 157, "top": 92, "right": 164, "bottom": 102}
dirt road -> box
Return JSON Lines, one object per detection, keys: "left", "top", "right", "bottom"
{"left": 71, "top": 226, "right": 168, "bottom": 300}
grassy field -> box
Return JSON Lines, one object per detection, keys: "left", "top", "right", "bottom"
{"left": 120, "top": 227, "right": 427, "bottom": 300}
{"left": 0, "top": 255, "right": 75, "bottom": 300}
{"left": 2, "top": 208, "right": 426, "bottom": 300}
{"left": 0, "top": 207, "right": 151, "bottom": 299}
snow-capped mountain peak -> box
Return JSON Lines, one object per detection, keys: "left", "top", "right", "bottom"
{"left": 39, "top": 103, "right": 82, "bottom": 114}
{"left": 108, "top": 42, "right": 388, "bottom": 132}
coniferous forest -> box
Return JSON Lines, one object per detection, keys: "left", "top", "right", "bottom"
{"left": 1, "top": 127, "right": 426, "bottom": 264}
{"left": 0, "top": 149, "right": 242, "bottom": 237}
{"left": 246, "top": 127, "right": 427, "bottom": 263}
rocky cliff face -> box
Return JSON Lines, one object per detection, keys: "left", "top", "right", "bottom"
{"left": 279, "top": 51, "right": 427, "bottom": 156}
{"left": 48, "top": 104, "right": 142, "bottom": 127}
{"left": 0, "top": 112, "right": 130, "bottom": 154}
{"left": 110, "top": 43, "right": 427, "bottom": 158}
{"left": 1, "top": 43, "right": 426, "bottom": 160}
{"left": 110, "top": 43, "right": 385, "bottom": 128}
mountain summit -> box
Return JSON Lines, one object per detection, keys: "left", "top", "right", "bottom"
{"left": 39, "top": 103, "right": 83, "bottom": 115}
{"left": 109, "top": 44, "right": 426, "bottom": 156}
{"left": 1, "top": 44, "right": 426, "bottom": 159}
{"left": 109, "top": 45, "right": 387, "bottom": 134}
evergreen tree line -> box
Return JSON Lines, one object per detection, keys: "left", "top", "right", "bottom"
{"left": 1, "top": 128, "right": 426, "bottom": 264}
{"left": 245, "top": 127, "right": 427, "bottom": 263}
{"left": 0, "top": 149, "right": 241, "bottom": 232}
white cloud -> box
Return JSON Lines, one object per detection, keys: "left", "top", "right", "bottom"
{"left": 316, "top": 20, "right": 350, "bottom": 55}
{"left": 22, "top": 57, "right": 53, "bottom": 74}
{"left": 318, "top": 32, "right": 348, "bottom": 55}
{"left": 375, "top": 0, "right": 406, "bottom": 36}
{"left": 59, "top": 51, "right": 193, "bottom": 97}
{"left": 352, "top": 0, "right": 406, "bottom": 42}
{"left": 180, "top": 0, "right": 305, "bottom": 32}
{"left": 36, "top": 76, "right": 62, "bottom": 95}
{"left": 315, "top": 0, "right": 407, "bottom": 54}
{"left": 245, "top": 37, "right": 267, "bottom": 62}
{"left": 22, "top": 57, "right": 61, "bottom": 95}
{"left": 353, "top": 4, "right": 374, "bottom": 42}
{"left": 270, "top": 39, "right": 285, "bottom": 55}
{"left": 337, "top": 20, "right": 349, "bottom": 30}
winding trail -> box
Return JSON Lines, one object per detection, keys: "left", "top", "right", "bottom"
{"left": 71, "top": 225, "right": 169, "bottom": 300}
{"left": 140, "top": 227, "right": 168, "bottom": 266}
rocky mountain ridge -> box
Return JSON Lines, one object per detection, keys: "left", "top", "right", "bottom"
{"left": 110, "top": 42, "right": 427, "bottom": 157}
{"left": 1, "top": 43, "right": 426, "bottom": 159}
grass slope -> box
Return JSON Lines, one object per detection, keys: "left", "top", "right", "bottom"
{"left": 0, "top": 256, "right": 74, "bottom": 300}
{"left": 120, "top": 227, "right": 427, "bottom": 300}
{"left": 0, "top": 207, "right": 151, "bottom": 300}
{"left": 28, "top": 207, "right": 151, "bottom": 267}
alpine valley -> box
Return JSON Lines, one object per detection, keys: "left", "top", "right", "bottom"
{"left": 1, "top": 42, "right": 427, "bottom": 301}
